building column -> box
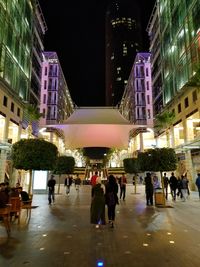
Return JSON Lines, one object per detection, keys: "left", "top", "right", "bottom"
{"left": 139, "top": 132, "right": 144, "bottom": 152}
{"left": 3, "top": 115, "right": 10, "bottom": 142}
{"left": 185, "top": 150, "right": 196, "bottom": 191}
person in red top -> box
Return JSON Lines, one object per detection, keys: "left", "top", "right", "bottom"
{"left": 90, "top": 171, "right": 99, "bottom": 186}
{"left": 90, "top": 171, "right": 99, "bottom": 197}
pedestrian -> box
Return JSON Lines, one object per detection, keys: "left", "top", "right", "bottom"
{"left": 177, "top": 177, "right": 183, "bottom": 199}
{"left": 105, "top": 175, "right": 119, "bottom": 228}
{"left": 195, "top": 173, "right": 200, "bottom": 199}
{"left": 180, "top": 175, "right": 188, "bottom": 201}
{"left": 169, "top": 172, "right": 178, "bottom": 201}
{"left": 144, "top": 172, "right": 154, "bottom": 206}
{"left": 90, "top": 177, "right": 106, "bottom": 228}
{"left": 47, "top": 175, "right": 56, "bottom": 205}
{"left": 90, "top": 171, "right": 99, "bottom": 197}
{"left": 119, "top": 173, "right": 127, "bottom": 200}
{"left": 74, "top": 174, "right": 81, "bottom": 191}
{"left": 65, "top": 175, "right": 73, "bottom": 195}
{"left": 163, "top": 173, "right": 169, "bottom": 199}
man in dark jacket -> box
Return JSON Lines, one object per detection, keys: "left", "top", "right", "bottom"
{"left": 144, "top": 173, "right": 154, "bottom": 206}
{"left": 169, "top": 172, "right": 178, "bottom": 201}
{"left": 47, "top": 175, "right": 56, "bottom": 204}
{"left": 64, "top": 175, "right": 73, "bottom": 195}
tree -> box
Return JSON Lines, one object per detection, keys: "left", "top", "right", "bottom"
{"left": 138, "top": 148, "right": 177, "bottom": 205}
{"left": 25, "top": 104, "right": 43, "bottom": 138}
{"left": 11, "top": 139, "right": 58, "bottom": 194}
{"left": 123, "top": 158, "right": 139, "bottom": 174}
{"left": 53, "top": 156, "right": 75, "bottom": 194}
{"left": 154, "top": 110, "right": 175, "bottom": 146}
{"left": 138, "top": 148, "right": 177, "bottom": 174}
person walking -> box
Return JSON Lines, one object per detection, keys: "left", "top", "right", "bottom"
{"left": 119, "top": 173, "right": 127, "bottom": 201}
{"left": 105, "top": 175, "right": 119, "bottom": 228}
{"left": 90, "top": 171, "right": 99, "bottom": 197}
{"left": 169, "top": 172, "right": 178, "bottom": 201}
{"left": 177, "top": 177, "right": 183, "bottom": 199}
{"left": 65, "top": 175, "right": 73, "bottom": 195}
{"left": 180, "top": 175, "right": 189, "bottom": 201}
{"left": 90, "top": 177, "right": 105, "bottom": 228}
{"left": 74, "top": 174, "right": 81, "bottom": 191}
{"left": 144, "top": 172, "right": 154, "bottom": 206}
{"left": 47, "top": 175, "right": 56, "bottom": 205}
{"left": 195, "top": 173, "right": 200, "bottom": 199}
{"left": 163, "top": 173, "right": 169, "bottom": 200}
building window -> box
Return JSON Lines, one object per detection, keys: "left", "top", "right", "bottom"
{"left": 42, "top": 109, "right": 45, "bottom": 118}
{"left": 184, "top": 97, "right": 189, "bottom": 108}
{"left": 17, "top": 108, "right": 20, "bottom": 117}
{"left": 147, "top": 109, "right": 151, "bottom": 119}
{"left": 178, "top": 103, "right": 181, "bottom": 113}
{"left": 146, "top": 68, "right": 149, "bottom": 76}
{"left": 45, "top": 67, "right": 47, "bottom": 76}
{"left": 3, "top": 96, "right": 8, "bottom": 107}
{"left": 11, "top": 102, "right": 14, "bottom": 112}
{"left": 140, "top": 66, "right": 144, "bottom": 76}
{"left": 192, "top": 90, "right": 197, "bottom": 102}
{"left": 43, "top": 94, "right": 46, "bottom": 104}
{"left": 135, "top": 66, "right": 139, "bottom": 76}
{"left": 146, "top": 81, "right": 149, "bottom": 90}
{"left": 44, "top": 80, "right": 47, "bottom": 89}
{"left": 147, "top": 95, "right": 150, "bottom": 104}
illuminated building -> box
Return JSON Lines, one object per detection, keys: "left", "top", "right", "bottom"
{"left": 148, "top": 0, "right": 200, "bottom": 188}
{"left": 105, "top": 0, "right": 143, "bottom": 106}
{"left": 147, "top": 2, "right": 163, "bottom": 116}
{"left": 30, "top": 1, "right": 47, "bottom": 107}
{"left": 39, "top": 52, "right": 74, "bottom": 153}
{"left": 0, "top": 0, "right": 36, "bottom": 179}
{"left": 119, "top": 52, "right": 155, "bottom": 155}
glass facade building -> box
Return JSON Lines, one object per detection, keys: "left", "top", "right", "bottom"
{"left": 0, "top": 0, "right": 34, "bottom": 101}
{"left": 159, "top": 0, "right": 200, "bottom": 104}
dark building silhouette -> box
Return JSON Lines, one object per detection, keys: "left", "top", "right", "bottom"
{"left": 105, "top": 0, "right": 143, "bottom": 106}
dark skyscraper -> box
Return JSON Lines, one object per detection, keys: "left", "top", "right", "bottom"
{"left": 105, "top": 0, "right": 143, "bottom": 106}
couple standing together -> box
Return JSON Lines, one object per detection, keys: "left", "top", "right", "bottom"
{"left": 90, "top": 172, "right": 119, "bottom": 228}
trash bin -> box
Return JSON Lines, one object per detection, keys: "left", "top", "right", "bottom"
{"left": 154, "top": 188, "right": 165, "bottom": 206}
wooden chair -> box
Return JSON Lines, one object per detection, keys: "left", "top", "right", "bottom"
{"left": 9, "top": 197, "right": 21, "bottom": 224}
{"left": 0, "top": 205, "right": 11, "bottom": 236}
{"left": 21, "top": 194, "right": 33, "bottom": 219}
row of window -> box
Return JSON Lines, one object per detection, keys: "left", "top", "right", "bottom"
{"left": 175, "top": 90, "right": 198, "bottom": 114}
{"left": 2, "top": 95, "right": 20, "bottom": 117}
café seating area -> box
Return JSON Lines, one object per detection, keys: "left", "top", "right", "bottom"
{"left": 0, "top": 194, "right": 33, "bottom": 236}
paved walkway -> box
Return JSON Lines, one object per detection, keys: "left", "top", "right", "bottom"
{"left": 0, "top": 184, "right": 200, "bottom": 267}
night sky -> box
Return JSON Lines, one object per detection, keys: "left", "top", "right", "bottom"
{"left": 39, "top": 0, "right": 156, "bottom": 107}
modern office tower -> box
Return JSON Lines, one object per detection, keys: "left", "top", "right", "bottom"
{"left": 119, "top": 52, "right": 154, "bottom": 154}
{"left": 148, "top": 0, "right": 200, "bottom": 187}
{"left": 0, "top": 0, "right": 35, "bottom": 179}
{"left": 40, "top": 52, "right": 74, "bottom": 126}
{"left": 30, "top": 1, "right": 47, "bottom": 107}
{"left": 105, "top": 0, "right": 143, "bottom": 106}
{"left": 147, "top": 2, "right": 163, "bottom": 116}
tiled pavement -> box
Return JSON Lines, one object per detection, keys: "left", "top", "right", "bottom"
{"left": 0, "top": 184, "right": 200, "bottom": 267}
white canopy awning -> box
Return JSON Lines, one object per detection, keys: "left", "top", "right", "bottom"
{"left": 44, "top": 107, "right": 146, "bottom": 149}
